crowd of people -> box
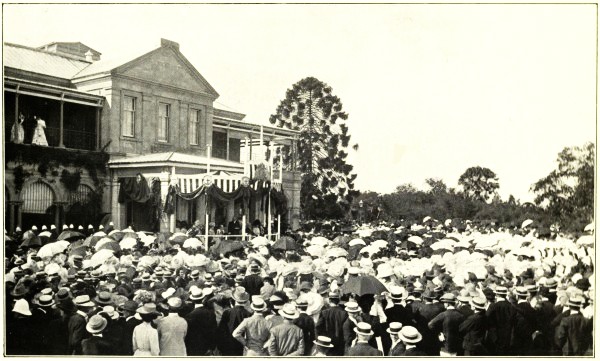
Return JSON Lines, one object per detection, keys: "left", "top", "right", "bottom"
{"left": 4, "top": 217, "right": 594, "bottom": 356}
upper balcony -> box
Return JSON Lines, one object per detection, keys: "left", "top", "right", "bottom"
{"left": 4, "top": 77, "right": 104, "bottom": 152}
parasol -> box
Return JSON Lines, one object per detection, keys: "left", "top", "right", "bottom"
{"left": 20, "top": 232, "right": 42, "bottom": 248}
{"left": 183, "top": 238, "right": 203, "bottom": 249}
{"left": 38, "top": 242, "right": 63, "bottom": 258}
{"left": 306, "top": 244, "right": 325, "bottom": 257}
{"left": 69, "top": 245, "right": 87, "bottom": 258}
{"left": 407, "top": 235, "right": 424, "bottom": 246}
{"left": 107, "top": 230, "right": 125, "bottom": 242}
{"left": 325, "top": 247, "right": 348, "bottom": 258}
{"left": 371, "top": 239, "right": 388, "bottom": 249}
{"left": 349, "top": 238, "right": 366, "bottom": 247}
{"left": 119, "top": 237, "right": 138, "bottom": 250}
{"left": 310, "top": 236, "right": 330, "bottom": 247}
{"left": 250, "top": 236, "right": 270, "bottom": 248}
{"left": 38, "top": 231, "right": 53, "bottom": 238}
{"left": 340, "top": 274, "right": 388, "bottom": 296}
{"left": 140, "top": 234, "right": 157, "bottom": 247}
{"left": 576, "top": 235, "right": 594, "bottom": 246}
{"left": 57, "top": 230, "right": 85, "bottom": 241}
{"left": 98, "top": 241, "right": 121, "bottom": 253}
{"left": 90, "top": 249, "right": 115, "bottom": 266}
{"left": 212, "top": 240, "right": 244, "bottom": 255}
{"left": 272, "top": 236, "right": 297, "bottom": 251}
{"left": 169, "top": 233, "right": 188, "bottom": 245}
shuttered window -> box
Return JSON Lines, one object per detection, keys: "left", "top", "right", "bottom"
{"left": 69, "top": 184, "right": 93, "bottom": 205}
{"left": 22, "top": 182, "right": 54, "bottom": 214}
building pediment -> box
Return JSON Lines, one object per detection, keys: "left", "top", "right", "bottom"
{"left": 113, "top": 46, "right": 219, "bottom": 98}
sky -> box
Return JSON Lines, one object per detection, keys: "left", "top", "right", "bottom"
{"left": 3, "top": 4, "right": 596, "bottom": 202}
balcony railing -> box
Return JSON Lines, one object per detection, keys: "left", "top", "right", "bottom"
{"left": 45, "top": 127, "right": 96, "bottom": 151}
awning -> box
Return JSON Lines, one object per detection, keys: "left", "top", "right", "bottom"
{"left": 4, "top": 76, "right": 104, "bottom": 107}
{"left": 108, "top": 151, "right": 245, "bottom": 172}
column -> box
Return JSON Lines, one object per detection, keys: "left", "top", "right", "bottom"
{"left": 16, "top": 201, "right": 22, "bottom": 229}
{"left": 159, "top": 171, "right": 171, "bottom": 232}
{"left": 95, "top": 107, "right": 101, "bottom": 150}
{"left": 15, "top": 91, "right": 19, "bottom": 127}
{"left": 58, "top": 95, "right": 65, "bottom": 148}
{"left": 169, "top": 167, "right": 176, "bottom": 232}
{"left": 226, "top": 128, "right": 230, "bottom": 161}
{"left": 110, "top": 176, "right": 122, "bottom": 229}
{"left": 8, "top": 201, "right": 16, "bottom": 232}
{"left": 54, "top": 202, "right": 61, "bottom": 229}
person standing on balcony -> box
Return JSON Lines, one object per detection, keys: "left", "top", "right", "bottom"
{"left": 31, "top": 116, "right": 48, "bottom": 146}
{"left": 11, "top": 113, "right": 25, "bottom": 144}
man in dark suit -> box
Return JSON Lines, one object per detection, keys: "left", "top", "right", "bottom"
{"left": 30, "top": 294, "right": 60, "bottom": 354}
{"left": 68, "top": 295, "right": 95, "bottom": 355}
{"left": 485, "top": 286, "right": 516, "bottom": 355}
{"left": 241, "top": 264, "right": 264, "bottom": 296}
{"left": 387, "top": 322, "right": 405, "bottom": 356}
{"left": 428, "top": 293, "right": 466, "bottom": 356}
{"left": 119, "top": 300, "right": 141, "bottom": 355}
{"left": 457, "top": 295, "right": 474, "bottom": 318}
{"left": 294, "top": 300, "right": 316, "bottom": 355}
{"left": 217, "top": 287, "right": 252, "bottom": 355}
{"left": 459, "top": 296, "right": 489, "bottom": 356}
{"left": 346, "top": 322, "right": 383, "bottom": 356}
{"left": 316, "top": 291, "right": 348, "bottom": 356}
{"left": 556, "top": 296, "right": 593, "bottom": 356}
{"left": 512, "top": 287, "right": 537, "bottom": 356}
{"left": 414, "top": 289, "right": 444, "bottom": 355}
{"left": 185, "top": 288, "right": 218, "bottom": 355}
{"left": 81, "top": 315, "right": 113, "bottom": 355}
{"left": 384, "top": 287, "right": 414, "bottom": 328}
{"left": 398, "top": 326, "right": 427, "bottom": 356}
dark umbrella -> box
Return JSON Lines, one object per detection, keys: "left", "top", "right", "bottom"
{"left": 170, "top": 234, "right": 187, "bottom": 245}
{"left": 98, "top": 242, "right": 121, "bottom": 253}
{"left": 20, "top": 234, "right": 42, "bottom": 248}
{"left": 272, "top": 236, "right": 297, "bottom": 251}
{"left": 340, "top": 275, "right": 388, "bottom": 296}
{"left": 211, "top": 240, "right": 243, "bottom": 256}
{"left": 107, "top": 231, "right": 125, "bottom": 242}
{"left": 84, "top": 235, "right": 104, "bottom": 248}
{"left": 333, "top": 235, "right": 351, "bottom": 248}
{"left": 57, "top": 230, "right": 85, "bottom": 241}
{"left": 69, "top": 245, "right": 87, "bottom": 258}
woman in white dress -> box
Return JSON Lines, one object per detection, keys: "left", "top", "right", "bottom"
{"left": 10, "top": 113, "right": 25, "bottom": 144}
{"left": 132, "top": 303, "right": 160, "bottom": 356}
{"left": 31, "top": 116, "right": 48, "bottom": 146}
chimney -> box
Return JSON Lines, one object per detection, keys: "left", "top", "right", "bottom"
{"left": 85, "top": 50, "right": 94, "bottom": 62}
{"left": 161, "top": 38, "right": 180, "bottom": 51}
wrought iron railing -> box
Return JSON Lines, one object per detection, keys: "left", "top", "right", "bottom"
{"left": 45, "top": 127, "right": 96, "bottom": 150}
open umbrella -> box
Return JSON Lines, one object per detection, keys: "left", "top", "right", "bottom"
{"left": 333, "top": 235, "right": 351, "bottom": 246}
{"left": 95, "top": 237, "right": 116, "bottom": 251}
{"left": 140, "top": 234, "right": 157, "bottom": 247}
{"left": 212, "top": 240, "right": 244, "bottom": 255}
{"left": 57, "top": 230, "right": 85, "bottom": 241}
{"left": 69, "top": 245, "right": 87, "bottom": 258}
{"left": 576, "top": 235, "right": 594, "bottom": 246}
{"left": 325, "top": 247, "right": 348, "bottom": 258}
{"left": 169, "top": 233, "right": 188, "bottom": 245}
{"left": 306, "top": 244, "right": 325, "bottom": 257}
{"left": 93, "top": 231, "right": 107, "bottom": 237}
{"left": 20, "top": 232, "right": 42, "bottom": 248}
{"left": 340, "top": 274, "right": 388, "bottom": 296}
{"left": 371, "top": 239, "right": 388, "bottom": 249}
{"left": 272, "top": 236, "right": 297, "bottom": 251}
{"left": 183, "top": 238, "right": 203, "bottom": 249}
{"left": 120, "top": 237, "right": 138, "bottom": 250}
{"left": 38, "top": 231, "right": 53, "bottom": 238}
{"left": 38, "top": 242, "right": 63, "bottom": 258}
{"left": 107, "top": 230, "right": 125, "bottom": 242}
{"left": 90, "top": 249, "right": 115, "bottom": 266}
{"left": 98, "top": 241, "right": 121, "bottom": 253}
{"left": 248, "top": 253, "right": 268, "bottom": 268}
{"left": 349, "top": 238, "right": 366, "bottom": 247}
{"left": 310, "top": 236, "right": 330, "bottom": 247}
{"left": 250, "top": 236, "right": 270, "bottom": 248}
{"left": 407, "top": 235, "right": 424, "bottom": 246}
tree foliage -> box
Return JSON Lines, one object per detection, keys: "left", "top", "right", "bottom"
{"left": 270, "top": 77, "right": 357, "bottom": 213}
{"left": 458, "top": 166, "right": 500, "bottom": 202}
{"left": 531, "top": 142, "right": 594, "bottom": 232}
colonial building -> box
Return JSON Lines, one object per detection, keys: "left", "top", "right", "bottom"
{"left": 4, "top": 39, "right": 301, "bottom": 234}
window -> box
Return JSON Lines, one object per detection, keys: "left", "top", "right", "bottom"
{"left": 158, "top": 103, "right": 170, "bottom": 142}
{"left": 189, "top": 109, "right": 201, "bottom": 145}
{"left": 122, "top": 96, "right": 136, "bottom": 137}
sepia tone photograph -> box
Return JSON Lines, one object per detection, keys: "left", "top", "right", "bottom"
{"left": 2, "top": 2, "right": 596, "bottom": 357}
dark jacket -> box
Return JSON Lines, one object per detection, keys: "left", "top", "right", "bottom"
{"left": 81, "top": 336, "right": 113, "bottom": 355}
{"left": 388, "top": 341, "right": 406, "bottom": 356}
{"left": 346, "top": 342, "right": 383, "bottom": 356}
{"left": 512, "top": 301, "right": 537, "bottom": 355}
{"left": 384, "top": 303, "right": 414, "bottom": 328}
{"left": 316, "top": 304, "right": 348, "bottom": 355}
{"left": 6, "top": 314, "right": 34, "bottom": 355}
{"left": 402, "top": 346, "right": 428, "bottom": 356}
{"left": 556, "top": 312, "right": 593, "bottom": 356}
{"left": 428, "top": 307, "right": 466, "bottom": 354}
{"left": 294, "top": 312, "right": 316, "bottom": 356}
{"left": 485, "top": 299, "right": 515, "bottom": 355}
{"left": 415, "top": 302, "right": 444, "bottom": 355}
{"left": 68, "top": 312, "right": 90, "bottom": 355}
{"left": 122, "top": 316, "right": 143, "bottom": 355}
{"left": 185, "top": 306, "right": 218, "bottom": 356}
{"left": 217, "top": 305, "right": 252, "bottom": 355}
{"left": 459, "top": 310, "right": 488, "bottom": 355}
{"left": 241, "top": 274, "right": 264, "bottom": 296}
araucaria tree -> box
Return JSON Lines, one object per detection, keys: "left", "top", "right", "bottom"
{"left": 269, "top": 77, "right": 357, "bottom": 217}
{"left": 458, "top": 166, "right": 500, "bottom": 203}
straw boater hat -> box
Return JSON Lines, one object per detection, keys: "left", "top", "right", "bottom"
{"left": 470, "top": 296, "right": 487, "bottom": 311}
{"left": 386, "top": 322, "right": 403, "bottom": 335}
{"left": 190, "top": 287, "right": 213, "bottom": 301}
{"left": 136, "top": 303, "right": 159, "bottom": 315}
{"left": 94, "top": 291, "right": 113, "bottom": 306}
{"left": 167, "top": 297, "right": 183, "bottom": 310}
{"left": 86, "top": 315, "right": 107, "bottom": 334}
{"left": 102, "top": 306, "right": 119, "bottom": 320}
{"left": 232, "top": 287, "right": 250, "bottom": 303}
{"left": 344, "top": 301, "right": 361, "bottom": 313}
{"left": 440, "top": 293, "right": 457, "bottom": 304}
{"left": 74, "top": 295, "right": 95, "bottom": 308}
{"left": 278, "top": 303, "right": 300, "bottom": 320}
{"left": 251, "top": 297, "right": 267, "bottom": 312}
{"left": 314, "top": 336, "right": 334, "bottom": 348}
{"left": 398, "top": 326, "right": 422, "bottom": 344}
{"left": 515, "top": 287, "right": 529, "bottom": 297}
{"left": 354, "top": 322, "right": 374, "bottom": 336}
{"left": 36, "top": 295, "right": 55, "bottom": 308}
{"left": 494, "top": 286, "right": 508, "bottom": 296}
{"left": 567, "top": 295, "right": 584, "bottom": 308}
{"left": 389, "top": 286, "right": 406, "bottom": 302}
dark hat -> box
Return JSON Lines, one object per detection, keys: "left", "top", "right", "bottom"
{"left": 57, "top": 299, "right": 76, "bottom": 314}
{"left": 423, "top": 289, "right": 436, "bottom": 300}
{"left": 328, "top": 290, "right": 340, "bottom": 299}
{"left": 56, "top": 288, "right": 72, "bottom": 302}
{"left": 10, "top": 283, "right": 29, "bottom": 298}
{"left": 575, "top": 278, "right": 591, "bottom": 291}
{"left": 483, "top": 287, "right": 495, "bottom": 300}
{"left": 120, "top": 300, "right": 138, "bottom": 313}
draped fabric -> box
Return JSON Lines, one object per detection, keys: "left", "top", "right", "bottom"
{"left": 118, "top": 176, "right": 151, "bottom": 203}
{"left": 164, "top": 180, "right": 288, "bottom": 217}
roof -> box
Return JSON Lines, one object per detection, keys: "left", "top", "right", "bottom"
{"left": 72, "top": 47, "right": 150, "bottom": 79}
{"left": 37, "top": 42, "right": 102, "bottom": 56}
{"left": 108, "top": 152, "right": 245, "bottom": 171}
{"left": 3, "top": 42, "right": 91, "bottom": 80}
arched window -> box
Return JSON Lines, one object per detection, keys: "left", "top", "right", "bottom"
{"left": 22, "top": 181, "right": 55, "bottom": 213}
{"left": 69, "top": 184, "right": 94, "bottom": 206}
